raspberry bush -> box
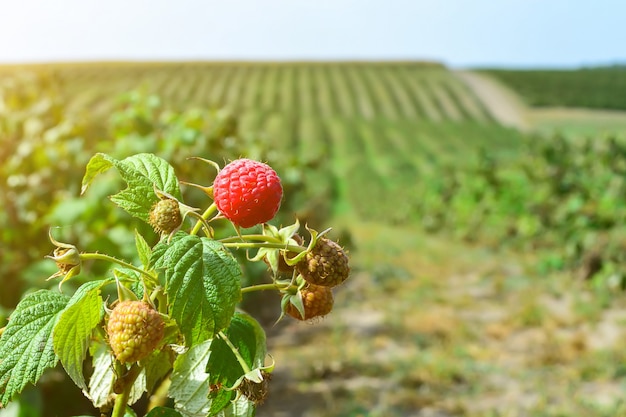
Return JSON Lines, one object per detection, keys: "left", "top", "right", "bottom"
{"left": 0, "top": 153, "right": 350, "bottom": 417}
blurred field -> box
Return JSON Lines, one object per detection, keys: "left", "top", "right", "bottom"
{"left": 2, "top": 61, "right": 626, "bottom": 416}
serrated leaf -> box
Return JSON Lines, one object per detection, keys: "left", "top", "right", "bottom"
{"left": 151, "top": 233, "right": 242, "bottom": 345}
{"left": 144, "top": 349, "right": 176, "bottom": 394}
{"left": 81, "top": 152, "right": 182, "bottom": 222}
{"left": 169, "top": 340, "right": 255, "bottom": 417}
{"left": 0, "top": 290, "right": 69, "bottom": 405}
{"left": 169, "top": 340, "right": 212, "bottom": 416}
{"left": 81, "top": 152, "right": 115, "bottom": 195}
{"left": 53, "top": 280, "right": 108, "bottom": 392}
{"left": 206, "top": 313, "right": 267, "bottom": 415}
{"left": 146, "top": 407, "right": 183, "bottom": 417}
{"left": 222, "top": 396, "right": 255, "bottom": 417}
{"left": 89, "top": 343, "right": 115, "bottom": 408}
{"left": 135, "top": 229, "right": 153, "bottom": 269}
{"left": 87, "top": 342, "right": 147, "bottom": 408}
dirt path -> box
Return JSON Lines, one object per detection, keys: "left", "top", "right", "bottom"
{"left": 455, "top": 71, "right": 530, "bottom": 131}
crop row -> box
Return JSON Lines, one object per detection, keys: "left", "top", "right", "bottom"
{"left": 480, "top": 66, "right": 626, "bottom": 111}
{"left": 2, "top": 62, "right": 496, "bottom": 124}
{"left": 0, "top": 63, "right": 522, "bottom": 227}
{"left": 238, "top": 109, "right": 523, "bottom": 222}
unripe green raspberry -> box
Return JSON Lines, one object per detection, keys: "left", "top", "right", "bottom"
{"left": 107, "top": 300, "right": 165, "bottom": 363}
{"left": 296, "top": 237, "right": 350, "bottom": 287}
{"left": 149, "top": 198, "right": 182, "bottom": 235}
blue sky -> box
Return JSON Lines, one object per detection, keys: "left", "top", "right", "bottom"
{"left": 1, "top": 0, "right": 624, "bottom": 68}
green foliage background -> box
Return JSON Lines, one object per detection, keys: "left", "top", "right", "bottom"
{"left": 2, "top": 62, "right": 626, "bottom": 416}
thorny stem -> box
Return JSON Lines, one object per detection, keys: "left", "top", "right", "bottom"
{"left": 190, "top": 203, "right": 218, "bottom": 236}
{"left": 80, "top": 253, "right": 156, "bottom": 282}
{"left": 218, "top": 330, "right": 252, "bottom": 375}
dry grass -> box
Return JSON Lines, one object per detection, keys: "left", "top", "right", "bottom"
{"left": 258, "top": 220, "right": 626, "bottom": 417}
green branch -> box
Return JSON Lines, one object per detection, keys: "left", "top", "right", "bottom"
{"left": 190, "top": 203, "right": 217, "bottom": 236}
{"left": 242, "top": 283, "right": 283, "bottom": 294}
{"left": 222, "top": 242, "right": 305, "bottom": 252}
{"left": 219, "top": 234, "right": 283, "bottom": 244}
{"left": 111, "top": 364, "right": 142, "bottom": 417}
{"left": 218, "top": 330, "right": 252, "bottom": 375}
{"left": 80, "top": 253, "right": 156, "bottom": 281}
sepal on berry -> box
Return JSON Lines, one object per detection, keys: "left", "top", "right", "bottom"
{"left": 283, "top": 225, "right": 332, "bottom": 267}
{"left": 113, "top": 271, "right": 140, "bottom": 303}
{"left": 293, "top": 226, "right": 350, "bottom": 287}
{"left": 250, "top": 220, "right": 304, "bottom": 277}
{"left": 179, "top": 157, "right": 221, "bottom": 198}
{"left": 150, "top": 187, "right": 209, "bottom": 240}
{"left": 46, "top": 230, "right": 82, "bottom": 290}
{"left": 282, "top": 283, "right": 334, "bottom": 321}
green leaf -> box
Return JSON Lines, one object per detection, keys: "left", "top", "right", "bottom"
{"left": 151, "top": 233, "right": 242, "bottom": 345}
{"left": 169, "top": 340, "right": 256, "bottom": 417}
{"left": 144, "top": 349, "right": 176, "bottom": 394}
{"left": 0, "top": 290, "right": 69, "bottom": 405}
{"left": 88, "top": 343, "right": 114, "bottom": 408}
{"left": 81, "top": 152, "right": 182, "bottom": 222}
{"left": 146, "top": 407, "right": 183, "bottom": 417}
{"left": 169, "top": 340, "right": 212, "bottom": 416}
{"left": 81, "top": 152, "right": 115, "bottom": 195}
{"left": 206, "top": 313, "right": 267, "bottom": 415}
{"left": 135, "top": 229, "right": 153, "bottom": 269}
{"left": 222, "top": 396, "right": 255, "bottom": 417}
{"left": 87, "top": 342, "right": 147, "bottom": 408}
{"left": 53, "top": 280, "right": 109, "bottom": 391}
{"left": 124, "top": 406, "right": 138, "bottom": 417}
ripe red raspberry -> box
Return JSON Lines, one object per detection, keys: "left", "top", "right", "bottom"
{"left": 106, "top": 300, "right": 165, "bottom": 363}
{"left": 296, "top": 237, "right": 350, "bottom": 287}
{"left": 213, "top": 159, "right": 283, "bottom": 228}
{"left": 285, "top": 284, "right": 334, "bottom": 321}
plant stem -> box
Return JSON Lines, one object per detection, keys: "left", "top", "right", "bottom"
{"left": 147, "top": 378, "right": 171, "bottom": 411}
{"left": 111, "top": 387, "right": 131, "bottom": 417}
{"left": 80, "top": 253, "right": 156, "bottom": 281}
{"left": 219, "top": 234, "right": 283, "bottom": 244}
{"left": 218, "top": 331, "right": 252, "bottom": 375}
{"left": 223, "top": 242, "right": 305, "bottom": 252}
{"left": 190, "top": 203, "right": 217, "bottom": 236}
{"left": 241, "top": 283, "right": 285, "bottom": 294}
{"left": 111, "top": 364, "right": 142, "bottom": 417}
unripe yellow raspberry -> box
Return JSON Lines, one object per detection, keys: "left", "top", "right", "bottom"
{"left": 106, "top": 301, "right": 165, "bottom": 363}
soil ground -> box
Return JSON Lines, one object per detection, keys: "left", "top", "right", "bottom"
{"left": 257, "top": 221, "right": 626, "bottom": 417}
{"left": 454, "top": 71, "right": 530, "bottom": 131}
